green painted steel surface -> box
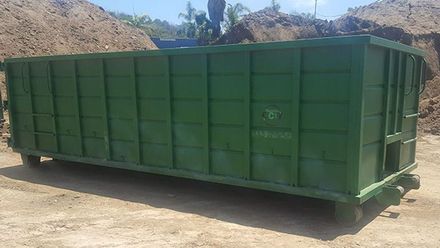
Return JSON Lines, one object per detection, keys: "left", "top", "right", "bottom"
{"left": 4, "top": 35, "right": 425, "bottom": 204}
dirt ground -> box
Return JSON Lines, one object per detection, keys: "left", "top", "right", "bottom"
{"left": 0, "top": 135, "right": 438, "bottom": 247}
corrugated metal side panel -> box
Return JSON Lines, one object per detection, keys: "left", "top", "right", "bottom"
{"left": 7, "top": 45, "right": 354, "bottom": 194}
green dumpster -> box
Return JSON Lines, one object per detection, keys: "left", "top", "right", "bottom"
{"left": 2, "top": 35, "right": 426, "bottom": 224}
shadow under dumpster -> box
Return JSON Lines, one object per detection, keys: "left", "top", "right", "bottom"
{"left": 0, "top": 159, "right": 395, "bottom": 240}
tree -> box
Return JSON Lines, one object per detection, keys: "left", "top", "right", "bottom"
{"left": 129, "top": 14, "right": 151, "bottom": 29}
{"left": 208, "top": 0, "right": 226, "bottom": 38}
{"left": 109, "top": 11, "right": 188, "bottom": 39}
{"left": 224, "top": 3, "right": 250, "bottom": 31}
{"left": 179, "top": 1, "right": 197, "bottom": 23}
{"left": 270, "top": 0, "right": 281, "bottom": 12}
{"left": 195, "top": 11, "right": 213, "bottom": 45}
{"left": 178, "top": 2, "right": 213, "bottom": 44}
{"left": 179, "top": 1, "right": 198, "bottom": 38}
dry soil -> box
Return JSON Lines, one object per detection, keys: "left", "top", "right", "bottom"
{"left": 0, "top": 135, "right": 439, "bottom": 247}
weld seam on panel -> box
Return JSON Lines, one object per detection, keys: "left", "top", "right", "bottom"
{"left": 210, "top": 148, "right": 244, "bottom": 154}
{"left": 172, "top": 97, "right": 203, "bottom": 102}
{"left": 301, "top": 69, "right": 351, "bottom": 74}
{"left": 173, "top": 122, "right": 203, "bottom": 126}
{"left": 209, "top": 98, "right": 243, "bottom": 103}
{"left": 208, "top": 72, "right": 243, "bottom": 76}
{"left": 251, "top": 126, "right": 292, "bottom": 132}
{"left": 136, "top": 73, "right": 166, "bottom": 77}
{"left": 251, "top": 99, "right": 291, "bottom": 104}
{"left": 365, "top": 84, "right": 385, "bottom": 88}
{"left": 80, "top": 116, "right": 102, "bottom": 119}
{"left": 250, "top": 72, "right": 293, "bottom": 76}
{"left": 363, "top": 113, "right": 384, "bottom": 119}
{"left": 299, "top": 158, "right": 347, "bottom": 166}
{"left": 53, "top": 95, "right": 74, "bottom": 99}
{"left": 139, "top": 119, "right": 167, "bottom": 123}
{"left": 170, "top": 73, "right": 202, "bottom": 77}
{"left": 108, "top": 117, "right": 133, "bottom": 121}
{"left": 77, "top": 76, "right": 100, "bottom": 79}
{"left": 51, "top": 76, "right": 74, "bottom": 79}
{"left": 172, "top": 144, "right": 204, "bottom": 149}
{"left": 251, "top": 153, "right": 291, "bottom": 159}
{"left": 300, "top": 100, "right": 349, "bottom": 105}
{"left": 300, "top": 129, "right": 348, "bottom": 135}
{"left": 82, "top": 136, "right": 105, "bottom": 140}
{"left": 107, "top": 96, "right": 132, "bottom": 100}
{"left": 138, "top": 97, "right": 167, "bottom": 101}
{"left": 210, "top": 123, "right": 244, "bottom": 128}
{"left": 362, "top": 140, "right": 382, "bottom": 148}
{"left": 78, "top": 96, "right": 102, "bottom": 99}
{"left": 140, "top": 141, "right": 168, "bottom": 146}
{"left": 102, "top": 75, "right": 130, "bottom": 78}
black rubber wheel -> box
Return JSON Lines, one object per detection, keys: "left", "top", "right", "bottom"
{"left": 335, "top": 203, "right": 363, "bottom": 226}
{"left": 21, "top": 154, "right": 41, "bottom": 167}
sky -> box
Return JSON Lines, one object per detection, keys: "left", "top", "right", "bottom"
{"left": 89, "top": 0, "right": 377, "bottom": 24}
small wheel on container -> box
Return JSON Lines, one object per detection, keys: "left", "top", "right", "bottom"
{"left": 396, "top": 185, "right": 405, "bottom": 197}
{"left": 408, "top": 175, "right": 421, "bottom": 190}
{"left": 21, "top": 154, "right": 41, "bottom": 167}
{"left": 335, "top": 203, "right": 363, "bottom": 226}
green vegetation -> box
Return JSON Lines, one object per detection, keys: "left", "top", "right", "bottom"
{"left": 290, "top": 11, "right": 316, "bottom": 21}
{"left": 224, "top": 3, "right": 250, "bottom": 31}
{"left": 109, "top": 0, "right": 251, "bottom": 44}
{"left": 109, "top": 11, "right": 187, "bottom": 39}
{"left": 270, "top": 0, "right": 281, "bottom": 12}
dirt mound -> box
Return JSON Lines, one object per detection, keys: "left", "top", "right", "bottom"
{"left": 342, "top": 0, "right": 440, "bottom": 134}
{"left": 216, "top": 8, "right": 325, "bottom": 44}
{"left": 345, "top": 0, "right": 440, "bottom": 35}
{"left": 218, "top": 1, "right": 440, "bottom": 135}
{"left": 0, "top": 0, "right": 157, "bottom": 110}
{"left": 0, "top": 0, "right": 156, "bottom": 61}
{"left": 344, "top": 0, "right": 440, "bottom": 80}
{"left": 0, "top": 0, "right": 157, "bottom": 144}
{"left": 420, "top": 94, "right": 440, "bottom": 135}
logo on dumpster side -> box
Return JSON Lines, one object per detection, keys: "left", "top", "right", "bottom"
{"left": 262, "top": 105, "right": 283, "bottom": 125}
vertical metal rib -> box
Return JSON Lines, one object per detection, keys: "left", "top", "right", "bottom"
{"left": 130, "top": 58, "right": 141, "bottom": 165}
{"left": 25, "top": 62, "right": 37, "bottom": 150}
{"left": 201, "top": 54, "right": 210, "bottom": 174}
{"left": 291, "top": 48, "right": 302, "bottom": 186}
{"left": 243, "top": 52, "right": 251, "bottom": 179}
{"left": 99, "top": 59, "right": 111, "bottom": 160}
{"left": 47, "top": 62, "right": 59, "bottom": 152}
{"left": 165, "top": 56, "right": 174, "bottom": 168}
{"left": 393, "top": 52, "right": 402, "bottom": 133}
{"left": 72, "top": 61, "right": 84, "bottom": 156}
{"left": 380, "top": 49, "right": 394, "bottom": 177}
